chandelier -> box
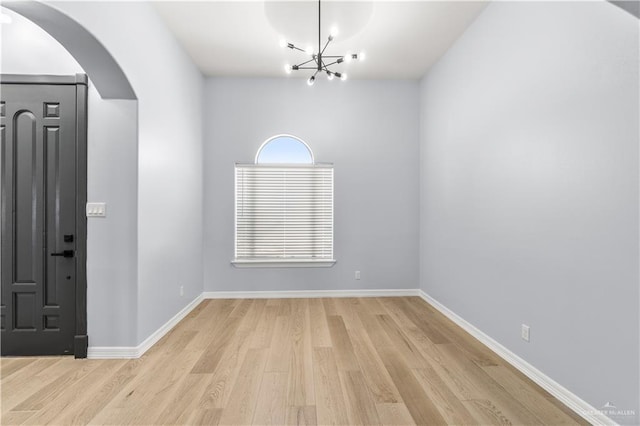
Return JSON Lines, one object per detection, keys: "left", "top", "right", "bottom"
{"left": 279, "top": 0, "right": 364, "bottom": 85}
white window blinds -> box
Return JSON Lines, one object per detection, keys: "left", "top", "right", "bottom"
{"left": 235, "top": 164, "right": 334, "bottom": 262}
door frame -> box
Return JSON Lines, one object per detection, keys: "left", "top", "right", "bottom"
{"left": 1, "top": 73, "right": 88, "bottom": 358}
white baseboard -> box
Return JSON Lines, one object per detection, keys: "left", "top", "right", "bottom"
{"left": 202, "top": 288, "right": 420, "bottom": 299}
{"left": 87, "top": 294, "right": 204, "bottom": 359}
{"left": 86, "top": 346, "right": 139, "bottom": 359}
{"left": 418, "top": 290, "right": 616, "bottom": 426}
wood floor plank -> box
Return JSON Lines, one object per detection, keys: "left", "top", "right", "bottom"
{"left": 356, "top": 312, "right": 393, "bottom": 348}
{"left": 12, "top": 359, "right": 102, "bottom": 411}
{"left": 1, "top": 358, "right": 67, "bottom": 413}
{"left": 375, "top": 314, "right": 429, "bottom": 369}
{"left": 402, "top": 325, "right": 446, "bottom": 367}
{"left": 172, "top": 299, "right": 218, "bottom": 332}
{"left": 50, "top": 359, "right": 140, "bottom": 425}
{"left": 88, "top": 338, "right": 202, "bottom": 425}
{"left": 278, "top": 299, "right": 293, "bottom": 316}
{"left": 428, "top": 343, "right": 486, "bottom": 401}
{"left": 334, "top": 298, "right": 365, "bottom": 330}
{"left": 462, "top": 398, "right": 514, "bottom": 425}
{"left": 412, "top": 367, "right": 478, "bottom": 425}
{"left": 101, "top": 358, "right": 203, "bottom": 425}
{"left": 308, "top": 298, "right": 331, "bottom": 347}
{"left": 240, "top": 299, "right": 268, "bottom": 331}
{"left": 327, "top": 315, "right": 360, "bottom": 371}
{"left": 393, "top": 298, "right": 451, "bottom": 345}
{"left": 346, "top": 328, "right": 401, "bottom": 404}
{"left": 252, "top": 372, "right": 287, "bottom": 425}
{"left": 404, "top": 297, "right": 500, "bottom": 366}
{"left": 186, "top": 303, "right": 236, "bottom": 352}
{"left": 187, "top": 408, "right": 223, "bottom": 426}
{"left": 287, "top": 299, "right": 315, "bottom": 406}
{"left": 265, "top": 314, "right": 293, "bottom": 372}
{"left": 1, "top": 410, "right": 36, "bottom": 425}
{"left": 20, "top": 360, "right": 125, "bottom": 425}
{"left": 482, "top": 365, "right": 584, "bottom": 425}
{"left": 0, "top": 358, "right": 36, "bottom": 380}
{"left": 339, "top": 370, "right": 381, "bottom": 425}
{"left": 378, "top": 297, "right": 420, "bottom": 330}
{"left": 285, "top": 405, "right": 317, "bottom": 426}
{"left": 435, "top": 343, "right": 545, "bottom": 425}
{"left": 312, "top": 347, "right": 349, "bottom": 425}
{"left": 375, "top": 403, "right": 416, "bottom": 426}
{"left": 321, "top": 298, "right": 337, "bottom": 316}
{"left": 250, "top": 306, "right": 279, "bottom": 348}
{"left": 376, "top": 345, "right": 447, "bottom": 425}
{"left": 197, "top": 327, "right": 254, "bottom": 409}
{"left": 230, "top": 298, "right": 255, "bottom": 318}
{"left": 156, "top": 374, "right": 212, "bottom": 425}
{"left": 218, "top": 348, "right": 268, "bottom": 425}
{"left": 357, "top": 297, "right": 387, "bottom": 315}
{"left": 191, "top": 315, "right": 242, "bottom": 374}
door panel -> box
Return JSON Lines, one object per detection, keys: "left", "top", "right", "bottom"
{"left": 1, "top": 82, "right": 78, "bottom": 355}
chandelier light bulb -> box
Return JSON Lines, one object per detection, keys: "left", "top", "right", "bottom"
{"left": 340, "top": 73, "right": 348, "bottom": 81}
{"left": 330, "top": 26, "right": 339, "bottom": 38}
{"left": 359, "top": 52, "right": 366, "bottom": 61}
{"left": 327, "top": 71, "right": 334, "bottom": 80}
{"left": 279, "top": 38, "right": 287, "bottom": 48}
{"left": 344, "top": 52, "right": 352, "bottom": 63}
{"left": 285, "top": 64, "right": 292, "bottom": 74}
{"left": 305, "top": 46, "right": 314, "bottom": 55}
{"left": 307, "top": 75, "right": 316, "bottom": 86}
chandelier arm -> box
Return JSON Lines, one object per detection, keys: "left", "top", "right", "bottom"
{"left": 320, "top": 38, "right": 331, "bottom": 56}
{"left": 322, "top": 55, "right": 344, "bottom": 58}
{"left": 289, "top": 45, "right": 307, "bottom": 53}
{"left": 296, "top": 58, "right": 316, "bottom": 67}
{"left": 297, "top": 67, "right": 320, "bottom": 70}
{"left": 322, "top": 60, "right": 341, "bottom": 67}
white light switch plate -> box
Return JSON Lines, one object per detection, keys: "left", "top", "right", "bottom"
{"left": 86, "top": 202, "right": 107, "bottom": 218}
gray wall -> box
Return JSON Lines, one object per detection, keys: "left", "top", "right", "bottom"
{"left": 419, "top": 2, "right": 639, "bottom": 423}
{"left": 85, "top": 93, "right": 138, "bottom": 346}
{"left": 204, "top": 78, "right": 419, "bottom": 292}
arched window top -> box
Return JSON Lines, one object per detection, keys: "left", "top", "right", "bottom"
{"left": 255, "top": 134, "right": 314, "bottom": 164}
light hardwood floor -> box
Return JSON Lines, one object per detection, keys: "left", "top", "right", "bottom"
{"left": 1, "top": 297, "right": 587, "bottom": 425}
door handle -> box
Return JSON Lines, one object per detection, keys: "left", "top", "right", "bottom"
{"left": 51, "top": 250, "right": 74, "bottom": 258}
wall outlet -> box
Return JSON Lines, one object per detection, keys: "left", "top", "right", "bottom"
{"left": 180, "top": 285, "right": 184, "bottom": 297}
{"left": 521, "top": 324, "right": 530, "bottom": 342}
{"left": 355, "top": 271, "right": 361, "bottom": 280}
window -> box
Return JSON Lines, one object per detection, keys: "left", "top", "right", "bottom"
{"left": 233, "top": 135, "right": 335, "bottom": 267}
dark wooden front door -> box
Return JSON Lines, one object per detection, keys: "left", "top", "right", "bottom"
{"left": 1, "top": 75, "right": 88, "bottom": 357}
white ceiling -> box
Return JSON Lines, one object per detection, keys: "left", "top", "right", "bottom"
{"left": 153, "top": 1, "right": 488, "bottom": 79}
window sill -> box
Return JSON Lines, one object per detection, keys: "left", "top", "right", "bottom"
{"left": 231, "top": 259, "right": 336, "bottom": 268}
